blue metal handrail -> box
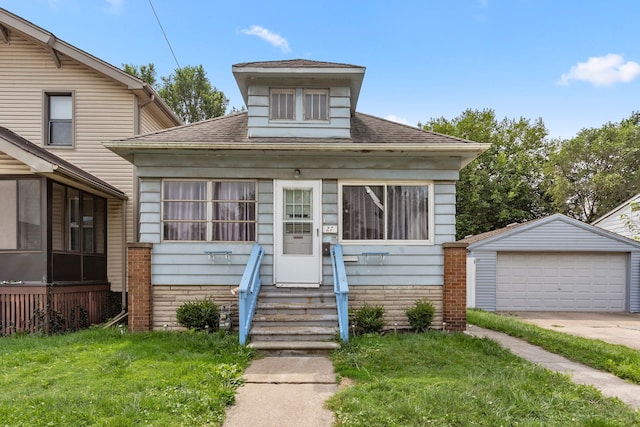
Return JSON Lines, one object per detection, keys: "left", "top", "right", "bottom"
{"left": 238, "top": 243, "right": 264, "bottom": 345}
{"left": 331, "top": 243, "right": 349, "bottom": 342}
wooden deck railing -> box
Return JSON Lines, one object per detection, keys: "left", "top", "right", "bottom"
{"left": 0, "top": 283, "right": 111, "bottom": 335}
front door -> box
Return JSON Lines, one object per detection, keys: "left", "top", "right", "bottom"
{"left": 274, "top": 180, "right": 322, "bottom": 287}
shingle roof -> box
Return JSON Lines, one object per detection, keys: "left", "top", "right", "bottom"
{"left": 0, "top": 126, "right": 126, "bottom": 199}
{"left": 457, "top": 218, "right": 543, "bottom": 245}
{"left": 115, "top": 112, "right": 482, "bottom": 146}
{"left": 233, "top": 59, "right": 363, "bottom": 69}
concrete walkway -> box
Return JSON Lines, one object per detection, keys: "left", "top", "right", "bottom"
{"left": 466, "top": 325, "right": 640, "bottom": 409}
{"left": 223, "top": 356, "right": 337, "bottom": 427}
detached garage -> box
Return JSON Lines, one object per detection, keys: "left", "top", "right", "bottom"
{"left": 463, "top": 214, "right": 640, "bottom": 312}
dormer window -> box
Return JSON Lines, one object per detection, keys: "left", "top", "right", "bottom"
{"left": 270, "top": 89, "right": 294, "bottom": 120}
{"left": 304, "top": 89, "right": 328, "bottom": 121}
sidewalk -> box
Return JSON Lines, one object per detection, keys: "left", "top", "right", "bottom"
{"left": 466, "top": 325, "right": 640, "bottom": 409}
{"left": 223, "top": 356, "right": 337, "bottom": 427}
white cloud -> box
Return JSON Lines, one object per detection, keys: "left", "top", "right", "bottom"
{"left": 385, "top": 114, "right": 411, "bottom": 126}
{"left": 102, "top": 0, "right": 123, "bottom": 13}
{"left": 241, "top": 25, "right": 291, "bottom": 53}
{"left": 557, "top": 54, "right": 640, "bottom": 86}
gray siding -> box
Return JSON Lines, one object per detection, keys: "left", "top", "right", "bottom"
{"left": 470, "top": 251, "right": 497, "bottom": 311}
{"left": 631, "top": 252, "right": 640, "bottom": 312}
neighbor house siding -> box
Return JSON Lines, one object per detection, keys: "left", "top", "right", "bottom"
{"left": 140, "top": 108, "right": 172, "bottom": 135}
{"left": 631, "top": 252, "right": 640, "bottom": 312}
{"left": 593, "top": 198, "right": 640, "bottom": 240}
{"left": 0, "top": 153, "right": 30, "bottom": 173}
{"left": 246, "top": 85, "right": 351, "bottom": 138}
{"left": 471, "top": 251, "right": 498, "bottom": 311}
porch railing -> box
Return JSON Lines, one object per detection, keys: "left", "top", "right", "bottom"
{"left": 238, "top": 243, "right": 264, "bottom": 345}
{"left": 331, "top": 243, "right": 350, "bottom": 342}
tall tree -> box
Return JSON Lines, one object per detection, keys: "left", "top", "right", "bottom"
{"left": 546, "top": 114, "right": 640, "bottom": 222}
{"left": 158, "top": 65, "right": 228, "bottom": 124}
{"left": 421, "top": 108, "right": 552, "bottom": 239}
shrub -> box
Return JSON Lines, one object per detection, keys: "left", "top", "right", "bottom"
{"left": 176, "top": 298, "right": 219, "bottom": 332}
{"left": 351, "top": 303, "right": 386, "bottom": 335}
{"left": 405, "top": 299, "right": 435, "bottom": 332}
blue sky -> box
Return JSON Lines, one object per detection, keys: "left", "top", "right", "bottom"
{"left": 1, "top": 0, "right": 639, "bottom": 140}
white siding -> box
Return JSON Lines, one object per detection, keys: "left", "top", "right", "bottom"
{"left": 593, "top": 197, "right": 640, "bottom": 240}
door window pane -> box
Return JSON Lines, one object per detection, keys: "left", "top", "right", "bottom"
{"left": 283, "top": 188, "right": 313, "bottom": 255}
{"left": 52, "top": 183, "right": 65, "bottom": 251}
{"left": 68, "top": 188, "right": 80, "bottom": 251}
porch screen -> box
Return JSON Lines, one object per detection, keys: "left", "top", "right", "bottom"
{"left": 342, "top": 184, "right": 429, "bottom": 241}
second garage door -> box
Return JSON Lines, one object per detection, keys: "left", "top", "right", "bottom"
{"left": 496, "top": 253, "right": 626, "bottom": 311}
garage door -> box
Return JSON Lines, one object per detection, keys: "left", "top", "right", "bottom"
{"left": 496, "top": 253, "right": 626, "bottom": 311}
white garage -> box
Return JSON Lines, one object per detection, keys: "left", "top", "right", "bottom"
{"left": 463, "top": 214, "right": 640, "bottom": 313}
{"left": 496, "top": 252, "right": 626, "bottom": 311}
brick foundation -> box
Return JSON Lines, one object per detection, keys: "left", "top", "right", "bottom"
{"left": 442, "top": 242, "right": 468, "bottom": 331}
{"left": 127, "top": 243, "right": 153, "bottom": 332}
{"left": 349, "top": 285, "right": 443, "bottom": 330}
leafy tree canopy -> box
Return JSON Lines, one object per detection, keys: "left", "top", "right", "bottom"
{"left": 124, "top": 63, "right": 228, "bottom": 124}
{"left": 546, "top": 112, "right": 640, "bottom": 222}
{"left": 421, "top": 108, "right": 553, "bottom": 239}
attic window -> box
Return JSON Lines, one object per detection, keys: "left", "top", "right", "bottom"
{"left": 270, "top": 89, "right": 294, "bottom": 120}
{"left": 304, "top": 89, "right": 328, "bottom": 121}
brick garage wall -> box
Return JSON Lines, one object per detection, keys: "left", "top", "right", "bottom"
{"left": 349, "top": 285, "right": 443, "bottom": 330}
{"left": 443, "top": 242, "right": 468, "bottom": 331}
{"left": 153, "top": 285, "right": 239, "bottom": 331}
{"left": 127, "top": 243, "right": 153, "bottom": 332}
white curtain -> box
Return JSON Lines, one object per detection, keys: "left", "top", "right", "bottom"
{"left": 163, "top": 181, "right": 207, "bottom": 240}
{"left": 342, "top": 185, "right": 384, "bottom": 240}
{"left": 387, "top": 186, "right": 428, "bottom": 240}
{"left": 213, "top": 182, "right": 255, "bottom": 241}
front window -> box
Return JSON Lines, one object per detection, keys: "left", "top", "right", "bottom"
{"left": 341, "top": 183, "right": 431, "bottom": 242}
{"left": 162, "top": 180, "right": 257, "bottom": 242}
{"left": 270, "top": 89, "right": 294, "bottom": 120}
{"left": 304, "top": 90, "right": 328, "bottom": 121}
{"left": 45, "top": 93, "right": 74, "bottom": 147}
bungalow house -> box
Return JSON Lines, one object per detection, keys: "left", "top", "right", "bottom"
{"left": 106, "top": 59, "right": 489, "bottom": 350}
{"left": 0, "top": 8, "right": 181, "bottom": 334}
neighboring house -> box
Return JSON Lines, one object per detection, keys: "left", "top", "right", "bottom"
{"left": 592, "top": 193, "right": 640, "bottom": 240}
{"left": 106, "top": 59, "right": 489, "bottom": 348}
{"left": 0, "top": 8, "right": 181, "bottom": 334}
{"left": 462, "top": 214, "right": 640, "bottom": 313}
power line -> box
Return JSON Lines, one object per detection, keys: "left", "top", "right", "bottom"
{"left": 148, "top": 0, "right": 180, "bottom": 69}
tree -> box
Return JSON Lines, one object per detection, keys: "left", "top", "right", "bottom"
{"left": 546, "top": 114, "right": 640, "bottom": 222}
{"left": 123, "top": 63, "right": 157, "bottom": 87}
{"left": 421, "top": 108, "right": 552, "bottom": 239}
{"left": 123, "top": 63, "right": 228, "bottom": 124}
{"left": 158, "top": 65, "right": 228, "bottom": 124}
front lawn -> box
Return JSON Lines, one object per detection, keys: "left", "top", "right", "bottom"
{"left": 0, "top": 329, "right": 253, "bottom": 427}
{"left": 329, "top": 332, "right": 640, "bottom": 426}
{"left": 468, "top": 309, "right": 640, "bottom": 384}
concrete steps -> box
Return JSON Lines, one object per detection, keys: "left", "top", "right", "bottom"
{"left": 248, "top": 286, "right": 340, "bottom": 354}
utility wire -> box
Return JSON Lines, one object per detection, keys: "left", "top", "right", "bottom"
{"left": 148, "top": 0, "right": 180, "bottom": 69}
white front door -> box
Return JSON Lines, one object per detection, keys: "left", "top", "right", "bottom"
{"left": 274, "top": 180, "right": 322, "bottom": 287}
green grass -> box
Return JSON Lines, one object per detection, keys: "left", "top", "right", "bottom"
{"left": 329, "top": 332, "right": 640, "bottom": 426}
{"left": 468, "top": 309, "right": 640, "bottom": 384}
{"left": 0, "top": 328, "right": 253, "bottom": 427}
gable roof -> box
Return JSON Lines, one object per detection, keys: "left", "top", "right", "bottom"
{"left": 0, "top": 7, "right": 181, "bottom": 127}
{"left": 104, "top": 111, "right": 490, "bottom": 166}
{"left": 232, "top": 59, "right": 366, "bottom": 113}
{"left": 459, "top": 213, "right": 640, "bottom": 250}
{"left": 0, "top": 127, "right": 126, "bottom": 200}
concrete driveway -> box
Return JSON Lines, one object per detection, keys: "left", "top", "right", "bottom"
{"left": 506, "top": 312, "right": 640, "bottom": 349}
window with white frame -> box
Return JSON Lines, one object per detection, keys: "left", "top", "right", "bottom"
{"left": 341, "top": 182, "right": 431, "bottom": 242}
{"left": 162, "top": 180, "right": 257, "bottom": 242}
{"left": 45, "top": 93, "right": 74, "bottom": 146}
{"left": 270, "top": 89, "right": 294, "bottom": 120}
{"left": 304, "top": 89, "right": 328, "bottom": 121}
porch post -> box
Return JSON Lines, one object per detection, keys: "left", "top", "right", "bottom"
{"left": 442, "top": 242, "right": 468, "bottom": 332}
{"left": 127, "top": 242, "right": 153, "bottom": 332}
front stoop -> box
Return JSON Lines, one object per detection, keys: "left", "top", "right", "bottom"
{"left": 247, "top": 287, "right": 340, "bottom": 355}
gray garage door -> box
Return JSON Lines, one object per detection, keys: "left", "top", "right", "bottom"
{"left": 496, "top": 253, "right": 626, "bottom": 311}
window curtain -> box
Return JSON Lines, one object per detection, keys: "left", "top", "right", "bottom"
{"left": 163, "top": 181, "right": 207, "bottom": 240}
{"left": 213, "top": 182, "right": 255, "bottom": 241}
{"left": 387, "top": 186, "right": 428, "bottom": 240}
{"left": 342, "top": 185, "right": 384, "bottom": 240}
